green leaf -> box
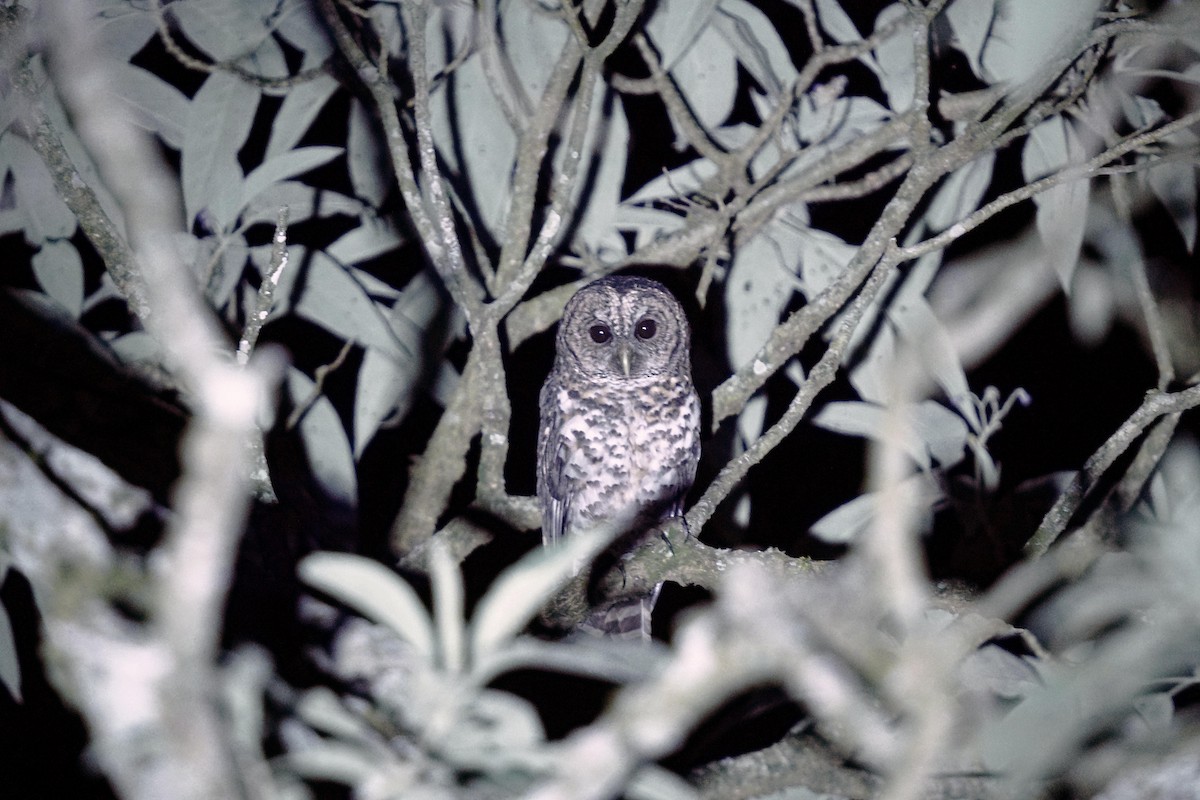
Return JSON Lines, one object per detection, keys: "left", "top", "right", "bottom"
{"left": 814, "top": 0, "right": 861, "bottom": 44}
{"left": 182, "top": 72, "right": 259, "bottom": 228}
{"left": 296, "top": 686, "right": 379, "bottom": 741}
{"left": 469, "top": 532, "right": 611, "bottom": 664}
{"left": 570, "top": 90, "right": 631, "bottom": 258}
{"left": 205, "top": 232, "right": 249, "bottom": 310}
{"left": 796, "top": 95, "right": 890, "bottom": 149}
{"left": 670, "top": 24, "right": 738, "bottom": 130}
{"left": 169, "top": 0, "right": 277, "bottom": 64}
{"left": 473, "top": 635, "right": 667, "bottom": 686}
{"left": 325, "top": 216, "right": 404, "bottom": 266}
{"left": 644, "top": 0, "right": 720, "bottom": 70}
{"left": 1023, "top": 117, "right": 1089, "bottom": 291}
{"left": 812, "top": 400, "right": 968, "bottom": 471}
{"left": 240, "top": 181, "right": 363, "bottom": 228}
{"left": 352, "top": 272, "right": 444, "bottom": 456}
{"left": 353, "top": 349, "right": 414, "bottom": 458}
{"left": 2, "top": 132, "right": 77, "bottom": 243}
{"left": 794, "top": 224, "right": 856, "bottom": 298}
{"left": 108, "top": 331, "right": 164, "bottom": 371}
{"left": 429, "top": 53, "right": 517, "bottom": 238}
{"left": 438, "top": 689, "right": 546, "bottom": 771}
{"left": 501, "top": 0, "right": 569, "bottom": 106}
{"left": 347, "top": 98, "right": 389, "bottom": 207}
{"left": 980, "top": 0, "right": 1103, "bottom": 86}
{"left": 265, "top": 75, "right": 339, "bottom": 159}
{"left": 811, "top": 474, "right": 940, "bottom": 543}
{"left": 890, "top": 296, "right": 971, "bottom": 402}
{"left": 283, "top": 742, "right": 380, "bottom": 785}
{"left": 280, "top": 249, "right": 413, "bottom": 364}
{"left": 925, "top": 153, "right": 996, "bottom": 232}
{"left": 943, "top": 0, "right": 996, "bottom": 81}
{"left": 715, "top": 0, "right": 798, "bottom": 94}
{"left": 32, "top": 239, "right": 85, "bottom": 319}
{"left": 299, "top": 552, "right": 434, "bottom": 658}
{"left": 239, "top": 145, "right": 345, "bottom": 215}
{"left": 627, "top": 764, "right": 701, "bottom": 800}
{"left": 274, "top": 2, "right": 335, "bottom": 67}
{"left": 872, "top": 4, "right": 914, "bottom": 112}
{"left": 286, "top": 367, "right": 357, "bottom": 507}
{"left": 0, "top": 209, "right": 24, "bottom": 238}
{"left": 109, "top": 63, "right": 190, "bottom": 149}
{"left": 96, "top": 3, "right": 158, "bottom": 61}
{"left": 1132, "top": 691, "right": 1175, "bottom": 733}
{"left": 1148, "top": 160, "right": 1197, "bottom": 252}
{"left": 725, "top": 221, "right": 802, "bottom": 369}
{"left": 619, "top": 158, "right": 719, "bottom": 249}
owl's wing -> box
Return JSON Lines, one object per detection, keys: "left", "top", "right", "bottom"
{"left": 663, "top": 390, "right": 703, "bottom": 520}
{"left": 537, "top": 377, "right": 572, "bottom": 547}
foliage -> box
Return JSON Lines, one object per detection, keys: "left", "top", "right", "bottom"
{"left": 2, "top": 0, "right": 1200, "bottom": 798}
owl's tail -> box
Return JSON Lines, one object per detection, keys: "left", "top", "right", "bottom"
{"left": 578, "top": 582, "right": 663, "bottom": 641}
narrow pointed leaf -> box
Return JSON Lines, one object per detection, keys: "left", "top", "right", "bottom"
{"left": 299, "top": 552, "right": 434, "bottom": 658}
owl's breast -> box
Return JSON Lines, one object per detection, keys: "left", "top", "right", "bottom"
{"left": 554, "top": 378, "right": 699, "bottom": 532}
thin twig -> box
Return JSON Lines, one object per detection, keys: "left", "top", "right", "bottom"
{"left": 796, "top": 0, "right": 824, "bottom": 54}
{"left": 286, "top": 338, "right": 355, "bottom": 431}
{"left": 688, "top": 243, "right": 899, "bottom": 530}
{"left": 632, "top": 33, "right": 730, "bottom": 166}
{"left": 149, "top": 0, "right": 328, "bottom": 91}
{"left": 1026, "top": 383, "right": 1200, "bottom": 558}
{"left": 237, "top": 207, "right": 289, "bottom": 367}
{"left": 490, "top": 38, "right": 586, "bottom": 290}
{"left": 898, "top": 106, "right": 1200, "bottom": 264}
{"left": 1128, "top": 256, "right": 1175, "bottom": 390}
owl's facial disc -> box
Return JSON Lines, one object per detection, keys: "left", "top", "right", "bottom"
{"left": 557, "top": 276, "right": 690, "bottom": 382}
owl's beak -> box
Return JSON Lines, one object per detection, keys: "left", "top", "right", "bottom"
{"left": 618, "top": 343, "right": 632, "bottom": 377}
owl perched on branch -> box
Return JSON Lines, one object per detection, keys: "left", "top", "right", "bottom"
{"left": 537, "top": 275, "right": 701, "bottom": 640}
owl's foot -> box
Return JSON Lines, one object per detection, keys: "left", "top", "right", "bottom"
{"left": 658, "top": 515, "right": 690, "bottom": 554}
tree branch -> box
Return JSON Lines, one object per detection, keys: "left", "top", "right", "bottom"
{"left": 1026, "top": 382, "right": 1200, "bottom": 558}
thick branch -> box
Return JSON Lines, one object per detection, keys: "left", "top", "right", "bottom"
{"left": 391, "top": 345, "right": 486, "bottom": 554}
{"left": 3, "top": 6, "right": 149, "bottom": 318}
{"left": 31, "top": 3, "right": 281, "bottom": 797}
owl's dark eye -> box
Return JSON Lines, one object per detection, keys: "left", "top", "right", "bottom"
{"left": 589, "top": 324, "right": 612, "bottom": 343}
{"left": 635, "top": 318, "right": 657, "bottom": 340}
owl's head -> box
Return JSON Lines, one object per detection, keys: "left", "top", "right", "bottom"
{"left": 555, "top": 275, "right": 691, "bottom": 382}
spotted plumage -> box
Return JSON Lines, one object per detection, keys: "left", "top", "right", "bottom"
{"left": 537, "top": 275, "right": 700, "bottom": 639}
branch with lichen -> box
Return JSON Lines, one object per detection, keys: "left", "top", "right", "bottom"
{"left": 6, "top": 3, "right": 285, "bottom": 798}
{"left": 3, "top": 5, "right": 150, "bottom": 319}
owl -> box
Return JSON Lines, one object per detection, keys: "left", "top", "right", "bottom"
{"left": 537, "top": 275, "right": 701, "bottom": 640}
